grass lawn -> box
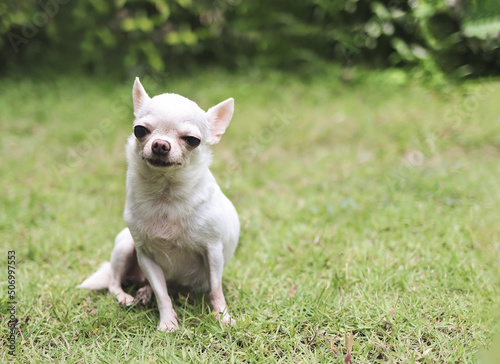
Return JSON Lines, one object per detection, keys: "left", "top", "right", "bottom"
{"left": 1, "top": 68, "right": 500, "bottom": 363}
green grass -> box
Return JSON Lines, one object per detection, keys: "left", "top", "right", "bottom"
{"left": 1, "top": 68, "right": 500, "bottom": 363}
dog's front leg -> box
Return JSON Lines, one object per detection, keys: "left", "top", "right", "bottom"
{"left": 207, "top": 243, "right": 233, "bottom": 325}
{"left": 136, "top": 248, "right": 178, "bottom": 332}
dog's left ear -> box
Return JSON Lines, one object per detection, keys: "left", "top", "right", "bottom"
{"left": 206, "top": 98, "right": 234, "bottom": 145}
{"left": 133, "top": 77, "right": 151, "bottom": 117}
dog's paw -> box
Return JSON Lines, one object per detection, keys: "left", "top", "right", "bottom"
{"left": 215, "top": 311, "right": 235, "bottom": 327}
{"left": 116, "top": 292, "right": 135, "bottom": 306}
{"left": 134, "top": 285, "right": 153, "bottom": 305}
{"left": 158, "top": 319, "right": 179, "bottom": 332}
{"left": 158, "top": 310, "right": 179, "bottom": 332}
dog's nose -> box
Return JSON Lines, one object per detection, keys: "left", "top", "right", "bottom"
{"left": 152, "top": 139, "right": 171, "bottom": 155}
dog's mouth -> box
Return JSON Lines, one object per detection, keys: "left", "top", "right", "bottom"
{"left": 146, "top": 158, "right": 182, "bottom": 168}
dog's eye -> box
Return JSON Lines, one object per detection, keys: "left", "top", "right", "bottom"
{"left": 182, "top": 136, "right": 201, "bottom": 147}
{"left": 134, "top": 125, "right": 150, "bottom": 139}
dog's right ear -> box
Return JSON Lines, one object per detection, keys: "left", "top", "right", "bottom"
{"left": 133, "top": 77, "right": 150, "bottom": 117}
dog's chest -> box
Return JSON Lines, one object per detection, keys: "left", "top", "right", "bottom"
{"left": 126, "top": 194, "right": 204, "bottom": 248}
{"left": 129, "top": 203, "right": 209, "bottom": 286}
{"left": 136, "top": 205, "right": 190, "bottom": 242}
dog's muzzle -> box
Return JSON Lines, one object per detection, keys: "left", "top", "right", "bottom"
{"left": 152, "top": 139, "right": 171, "bottom": 155}
{"left": 147, "top": 158, "right": 180, "bottom": 168}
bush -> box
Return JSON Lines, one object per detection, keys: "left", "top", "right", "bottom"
{"left": 1, "top": 0, "right": 499, "bottom": 78}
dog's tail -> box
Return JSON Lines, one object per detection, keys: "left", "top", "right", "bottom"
{"left": 77, "top": 262, "right": 112, "bottom": 290}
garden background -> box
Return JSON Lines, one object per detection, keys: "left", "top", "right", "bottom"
{"left": 1, "top": 0, "right": 500, "bottom": 362}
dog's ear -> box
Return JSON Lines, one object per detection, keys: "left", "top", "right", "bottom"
{"left": 206, "top": 98, "right": 234, "bottom": 145}
{"left": 133, "top": 77, "right": 150, "bottom": 117}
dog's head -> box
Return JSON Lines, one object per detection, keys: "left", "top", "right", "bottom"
{"left": 131, "top": 77, "right": 234, "bottom": 169}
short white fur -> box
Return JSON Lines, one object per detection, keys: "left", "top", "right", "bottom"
{"left": 78, "top": 78, "right": 239, "bottom": 332}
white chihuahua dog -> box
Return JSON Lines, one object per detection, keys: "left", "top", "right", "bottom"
{"left": 78, "top": 78, "right": 239, "bottom": 332}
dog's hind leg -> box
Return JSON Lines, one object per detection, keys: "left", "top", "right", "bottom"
{"left": 134, "top": 284, "right": 153, "bottom": 305}
{"left": 108, "top": 228, "right": 138, "bottom": 306}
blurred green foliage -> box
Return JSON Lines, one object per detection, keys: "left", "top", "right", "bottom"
{"left": 1, "top": 0, "right": 500, "bottom": 78}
